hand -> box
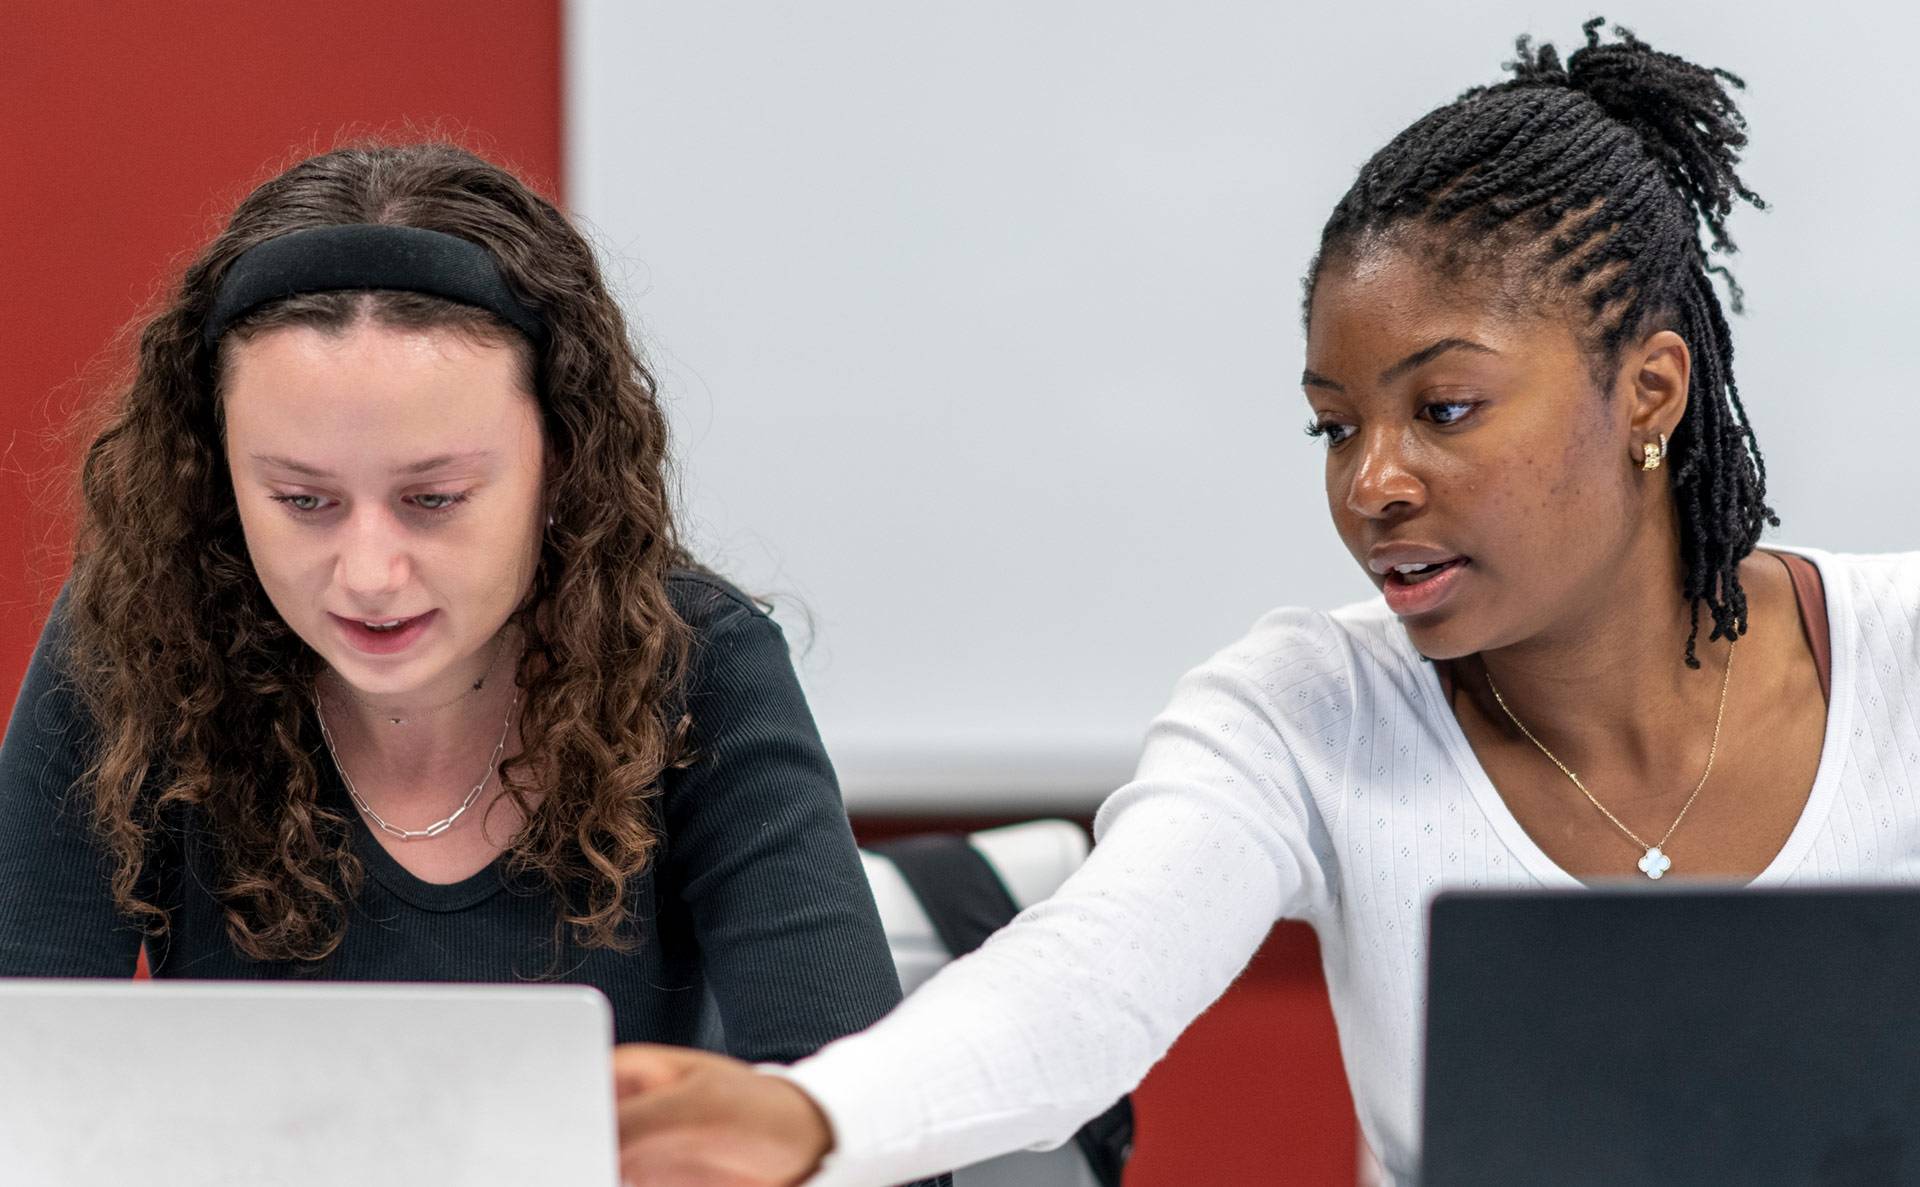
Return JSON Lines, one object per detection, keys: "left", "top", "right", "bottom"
{"left": 614, "top": 1043, "right": 835, "bottom": 1187}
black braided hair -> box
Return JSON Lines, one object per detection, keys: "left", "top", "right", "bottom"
{"left": 1305, "top": 19, "right": 1776, "bottom": 667}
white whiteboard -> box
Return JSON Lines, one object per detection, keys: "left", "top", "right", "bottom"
{"left": 567, "top": 1, "right": 1920, "bottom": 811}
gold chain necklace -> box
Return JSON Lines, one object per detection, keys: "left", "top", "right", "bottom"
{"left": 1484, "top": 641, "right": 1735, "bottom": 880}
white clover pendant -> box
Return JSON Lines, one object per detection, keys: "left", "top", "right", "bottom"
{"left": 1638, "top": 847, "right": 1672, "bottom": 880}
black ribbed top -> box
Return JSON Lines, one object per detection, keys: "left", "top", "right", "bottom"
{"left": 0, "top": 572, "right": 905, "bottom": 1067}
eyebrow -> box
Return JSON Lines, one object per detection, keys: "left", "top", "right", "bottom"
{"left": 249, "top": 451, "right": 495, "bottom": 478}
{"left": 1301, "top": 337, "right": 1500, "bottom": 394}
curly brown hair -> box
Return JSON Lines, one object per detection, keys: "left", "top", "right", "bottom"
{"left": 66, "top": 142, "right": 692, "bottom": 963}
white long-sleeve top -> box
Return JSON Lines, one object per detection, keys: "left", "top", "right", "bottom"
{"left": 785, "top": 546, "right": 1920, "bottom": 1187}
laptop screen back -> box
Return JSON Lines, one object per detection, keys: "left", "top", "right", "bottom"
{"left": 0, "top": 979, "right": 618, "bottom": 1187}
{"left": 1422, "top": 886, "right": 1920, "bottom": 1187}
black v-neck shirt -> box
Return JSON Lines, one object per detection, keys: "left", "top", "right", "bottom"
{"left": 0, "top": 571, "right": 906, "bottom": 1066}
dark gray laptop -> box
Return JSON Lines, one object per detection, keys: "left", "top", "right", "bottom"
{"left": 1422, "top": 886, "right": 1920, "bottom": 1186}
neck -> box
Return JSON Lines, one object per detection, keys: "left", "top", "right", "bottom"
{"left": 318, "top": 632, "right": 521, "bottom": 784}
{"left": 1455, "top": 528, "right": 1736, "bottom": 775}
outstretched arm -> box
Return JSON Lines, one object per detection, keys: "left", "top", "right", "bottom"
{"left": 620, "top": 653, "right": 1338, "bottom": 1187}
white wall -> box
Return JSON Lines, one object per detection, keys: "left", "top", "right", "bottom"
{"left": 568, "top": 2, "right": 1920, "bottom": 811}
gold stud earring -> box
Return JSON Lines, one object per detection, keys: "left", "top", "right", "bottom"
{"left": 1640, "top": 431, "right": 1667, "bottom": 472}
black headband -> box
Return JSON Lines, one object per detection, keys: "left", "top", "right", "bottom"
{"left": 202, "top": 224, "right": 546, "bottom": 348}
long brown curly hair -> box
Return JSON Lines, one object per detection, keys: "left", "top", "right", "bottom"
{"left": 66, "top": 142, "right": 692, "bottom": 963}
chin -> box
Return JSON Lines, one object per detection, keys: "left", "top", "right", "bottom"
{"left": 1398, "top": 613, "right": 1483, "bottom": 663}
{"left": 315, "top": 632, "right": 442, "bottom": 690}
{"left": 320, "top": 654, "right": 416, "bottom": 696}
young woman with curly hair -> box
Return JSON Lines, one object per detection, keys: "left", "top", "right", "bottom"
{"left": 609, "top": 22, "right": 1920, "bottom": 1187}
{"left": 0, "top": 144, "right": 917, "bottom": 1105}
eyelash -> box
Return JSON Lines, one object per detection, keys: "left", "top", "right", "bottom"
{"left": 1304, "top": 400, "right": 1479, "bottom": 448}
{"left": 1303, "top": 420, "right": 1353, "bottom": 447}
{"left": 1424, "top": 399, "right": 1476, "bottom": 427}
{"left": 270, "top": 493, "right": 470, "bottom": 515}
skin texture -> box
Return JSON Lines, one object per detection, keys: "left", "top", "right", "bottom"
{"left": 222, "top": 320, "right": 546, "bottom": 883}
{"left": 614, "top": 1046, "right": 832, "bottom": 1186}
{"left": 1306, "top": 244, "right": 1825, "bottom": 881}
{"left": 1305, "top": 240, "right": 1675, "bottom": 665}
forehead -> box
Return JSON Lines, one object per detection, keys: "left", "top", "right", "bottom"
{"left": 1305, "top": 241, "right": 1586, "bottom": 383}
{"left": 221, "top": 321, "right": 539, "bottom": 458}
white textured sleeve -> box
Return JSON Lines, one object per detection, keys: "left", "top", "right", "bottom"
{"left": 776, "top": 626, "right": 1347, "bottom": 1187}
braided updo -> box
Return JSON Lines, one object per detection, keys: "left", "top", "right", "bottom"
{"left": 1306, "top": 19, "right": 1775, "bottom": 666}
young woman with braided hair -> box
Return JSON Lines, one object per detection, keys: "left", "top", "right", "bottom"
{"left": 609, "top": 22, "right": 1920, "bottom": 1186}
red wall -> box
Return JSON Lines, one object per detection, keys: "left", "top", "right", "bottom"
{"left": 6, "top": 8, "right": 1355, "bottom": 1183}
{"left": 1129, "top": 923, "right": 1357, "bottom": 1184}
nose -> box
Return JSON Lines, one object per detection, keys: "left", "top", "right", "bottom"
{"left": 335, "top": 507, "right": 411, "bottom": 601}
{"left": 1342, "top": 424, "right": 1427, "bottom": 522}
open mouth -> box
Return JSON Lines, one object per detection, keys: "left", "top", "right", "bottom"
{"left": 1379, "top": 557, "right": 1472, "bottom": 618}
{"left": 332, "top": 610, "right": 436, "bottom": 654}
{"left": 1384, "top": 558, "right": 1469, "bottom": 587}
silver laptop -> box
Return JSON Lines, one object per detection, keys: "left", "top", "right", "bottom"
{"left": 0, "top": 979, "right": 619, "bottom": 1186}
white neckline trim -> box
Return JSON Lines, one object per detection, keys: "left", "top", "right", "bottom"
{"left": 1399, "top": 545, "right": 1855, "bottom": 888}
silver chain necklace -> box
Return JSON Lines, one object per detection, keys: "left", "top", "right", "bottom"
{"left": 315, "top": 689, "right": 519, "bottom": 842}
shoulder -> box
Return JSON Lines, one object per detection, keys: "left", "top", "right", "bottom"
{"left": 1155, "top": 597, "right": 1442, "bottom": 801}
{"left": 1772, "top": 549, "right": 1920, "bottom": 698}
{"left": 1788, "top": 547, "right": 1920, "bottom": 637}
{"left": 1189, "top": 595, "right": 1415, "bottom": 713}
{"left": 1154, "top": 598, "right": 1419, "bottom": 761}
{"left": 663, "top": 569, "right": 802, "bottom": 712}
{"left": 1115, "top": 602, "right": 1416, "bottom": 900}
{"left": 1795, "top": 546, "right": 1920, "bottom": 593}
{"left": 666, "top": 567, "right": 775, "bottom": 638}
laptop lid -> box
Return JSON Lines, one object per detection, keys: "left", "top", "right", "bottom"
{"left": 0, "top": 979, "right": 618, "bottom": 1187}
{"left": 1421, "top": 886, "right": 1920, "bottom": 1187}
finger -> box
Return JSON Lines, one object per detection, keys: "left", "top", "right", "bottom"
{"left": 617, "top": 1078, "right": 720, "bottom": 1147}
{"left": 621, "top": 1153, "right": 761, "bottom": 1187}
{"left": 617, "top": 1103, "right": 745, "bottom": 1187}
{"left": 621, "top": 1152, "right": 757, "bottom": 1187}
{"left": 617, "top": 1085, "right": 785, "bottom": 1181}
{"left": 612, "top": 1042, "right": 709, "bottom": 1096}
{"left": 617, "top": 1079, "right": 820, "bottom": 1187}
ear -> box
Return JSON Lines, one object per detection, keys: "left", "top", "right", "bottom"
{"left": 1620, "top": 328, "right": 1691, "bottom": 447}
